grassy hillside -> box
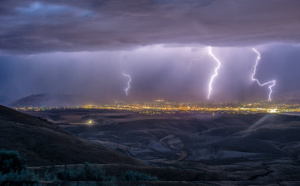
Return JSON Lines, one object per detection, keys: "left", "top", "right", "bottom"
{"left": 0, "top": 105, "right": 144, "bottom": 166}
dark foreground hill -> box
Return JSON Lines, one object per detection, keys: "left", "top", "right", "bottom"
{"left": 0, "top": 105, "right": 144, "bottom": 166}
{"left": 32, "top": 109, "right": 300, "bottom": 182}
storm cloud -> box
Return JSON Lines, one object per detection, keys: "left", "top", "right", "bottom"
{"left": 0, "top": 44, "right": 300, "bottom": 104}
{"left": 1, "top": 0, "right": 300, "bottom": 54}
{"left": 0, "top": 1, "right": 299, "bottom": 104}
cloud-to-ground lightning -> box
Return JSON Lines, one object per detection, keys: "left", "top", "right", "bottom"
{"left": 207, "top": 46, "right": 221, "bottom": 100}
{"left": 251, "top": 48, "right": 276, "bottom": 101}
{"left": 122, "top": 73, "right": 131, "bottom": 96}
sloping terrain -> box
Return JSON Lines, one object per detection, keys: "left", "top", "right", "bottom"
{"left": 30, "top": 111, "right": 300, "bottom": 163}
{"left": 28, "top": 109, "right": 300, "bottom": 182}
{"left": 0, "top": 105, "right": 144, "bottom": 166}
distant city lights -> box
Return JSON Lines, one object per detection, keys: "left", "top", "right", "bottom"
{"left": 13, "top": 101, "right": 299, "bottom": 115}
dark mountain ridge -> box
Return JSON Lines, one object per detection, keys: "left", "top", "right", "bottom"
{"left": 10, "top": 93, "right": 92, "bottom": 107}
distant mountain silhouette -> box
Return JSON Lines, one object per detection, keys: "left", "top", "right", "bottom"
{"left": 274, "top": 90, "right": 300, "bottom": 103}
{"left": 10, "top": 93, "right": 92, "bottom": 107}
{"left": 0, "top": 105, "right": 144, "bottom": 166}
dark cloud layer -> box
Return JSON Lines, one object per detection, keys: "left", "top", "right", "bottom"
{"left": 0, "top": 1, "right": 299, "bottom": 104}
{"left": 1, "top": 0, "right": 300, "bottom": 54}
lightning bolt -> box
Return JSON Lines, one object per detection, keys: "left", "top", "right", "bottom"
{"left": 122, "top": 73, "right": 131, "bottom": 96}
{"left": 207, "top": 46, "right": 221, "bottom": 100}
{"left": 251, "top": 48, "right": 276, "bottom": 101}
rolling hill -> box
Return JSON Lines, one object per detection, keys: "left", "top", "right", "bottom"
{"left": 0, "top": 105, "right": 144, "bottom": 166}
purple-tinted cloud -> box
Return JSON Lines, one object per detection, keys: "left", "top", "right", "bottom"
{"left": 0, "top": 0, "right": 300, "bottom": 54}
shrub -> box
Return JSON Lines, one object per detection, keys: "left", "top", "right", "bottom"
{"left": 44, "top": 170, "right": 58, "bottom": 181}
{"left": 0, "top": 149, "right": 26, "bottom": 174}
{"left": 0, "top": 169, "right": 39, "bottom": 182}
{"left": 57, "top": 162, "right": 116, "bottom": 181}
{"left": 122, "top": 170, "right": 159, "bottom": 181}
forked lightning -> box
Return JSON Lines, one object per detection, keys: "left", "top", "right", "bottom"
{"left": 207, "top": 46, "right": 221, "bottom": 100}
{"left": 122, "top": 73, "right": 131, "bottom": 96}
{"left": 251, "top": 48, "right": 276, "bottom": 101}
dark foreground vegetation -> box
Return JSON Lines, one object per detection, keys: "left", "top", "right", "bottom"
{"left": 0, "top": 149, "right": 159, "bottom": 185}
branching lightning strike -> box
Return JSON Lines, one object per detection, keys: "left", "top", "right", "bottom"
{"left": 251, "top": 48, "right": 276, "bottom": 101}
{"left": 207, "top": 46, "right": 221, "bottom": 100}
{"left": 122, "top": 73, "right": 131, "bottom": 96}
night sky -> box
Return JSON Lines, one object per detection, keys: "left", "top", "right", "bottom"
{"left": 0, "top": 0, "right": 300, "bottom": 104}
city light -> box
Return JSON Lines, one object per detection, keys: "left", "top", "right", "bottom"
{"left": 13, "top": 101, "right": 300, "bottom": 115}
